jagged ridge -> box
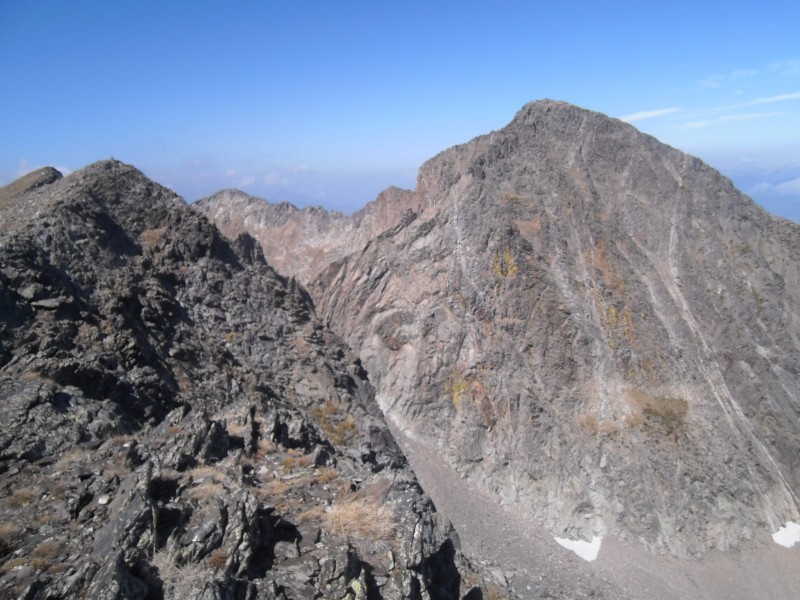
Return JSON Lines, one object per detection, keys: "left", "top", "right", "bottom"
{"left": 0, "top": 161, "right": 492, "bottom": 599}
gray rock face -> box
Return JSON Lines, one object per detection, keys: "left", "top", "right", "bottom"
{"left": 0, "top": 161, "right": 488, "bottom": 599}
{"left": 197, "top": 100, "right": 800, "bottom": 560}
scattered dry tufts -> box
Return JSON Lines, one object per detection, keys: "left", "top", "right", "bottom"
{"left": 312, "top": 467, "right": 339, "bottom": 485}
{"left": 207, "top": 548, "right": 227, "bottom": 570}
{"left": 8, "top": 488, "right": 37, "bottom": 508}
{"left": 152, "top": 549, "right": 207, "bottom": 600}
{"left": 310, "top": 401, "right": 357, "bottom": 446}
{"left": 323, "top": 497, "right": 396, "bottom": 554}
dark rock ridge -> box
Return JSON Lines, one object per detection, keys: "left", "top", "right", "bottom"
{"left": 0, "top": 161, "right": 492, "bottom": 599}
{"left": 197, "top": 100, "right": 800, "bottom": 561}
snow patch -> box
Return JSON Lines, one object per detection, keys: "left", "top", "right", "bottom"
{"left": 771, "top": 521, "right": 800, "bottom": 548}
{"left": 554, "top": 535, "right": 602, "bottom": 561}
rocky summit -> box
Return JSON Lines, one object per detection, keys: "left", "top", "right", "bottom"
{"left": 198, "top": 100, "right": 800, "bottom": 598}
{"left": 0, "top": 161, "right": 494, "bottom": 599}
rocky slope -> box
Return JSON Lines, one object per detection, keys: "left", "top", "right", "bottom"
{"left": 197, "top": 100, "right": 800, "bottom": 565}
{"left": 0, "top": 161, "right": 493, "bottom": 599}
{"left": 199, "top": 186, "right": 420, "bottom": 285}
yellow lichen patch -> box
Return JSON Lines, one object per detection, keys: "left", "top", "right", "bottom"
{"left": 604, "top": 305, "right": 634, "bottom": 341}
{"left": 447, "top": 372, "right": 470, "bottom": 412}
{"left": 445, "top": 371, "right": 503, "bottom": 428}
{"left": 492, "top": 246, "right": 518, "bottom": 280}
{"left": 606, "top": 305, "right": 619, "bottom": 327}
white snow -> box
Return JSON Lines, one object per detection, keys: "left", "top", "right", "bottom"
{"left": 553, "top": 535, "right": 602, "bottom": 561}
{"left": 771, "top": 521, "right": 800, "bottom": 548}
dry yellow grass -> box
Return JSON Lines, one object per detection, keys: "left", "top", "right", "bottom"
{"left": 262, "top": 479, "right": 291, "bottom": 496}
{"left": 187, "top": 481, "right": 225, "bottom": 501}
{"left": 139, "top": 226, "right": 166, "bottom": 249}
{"left": 55, "top": 448, "right": 87, "bottom": 470}
{"left": 254, "top": 437, "right": 276, "bottom": 459}
{"left": 297, "top": 506, "right": 326, "bottom": 524}
{"left": 8, "top": 488, "right": 37, "bottom": 508}
{"left": 323, "top": 497, "right": 396, "bottom": 554}
{"left": 152, "top": 549, "right": 206, "bottom": 600}
{"left": 312, "top": 467, "right": 339, "bottom": 485}
{"left": 310, "top": 401, "right": 357, "bottom": 446}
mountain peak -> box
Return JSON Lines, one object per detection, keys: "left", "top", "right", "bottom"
{"left": 198, "top": 99, "right": 800, "bottom": 578}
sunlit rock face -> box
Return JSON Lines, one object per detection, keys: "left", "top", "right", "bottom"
{"left": 199, "top": 100, "right": 800, "bottom": 559}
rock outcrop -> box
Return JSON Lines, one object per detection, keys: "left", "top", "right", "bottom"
{"left": 0, "top": 161, "right": 489, "bottom": 599}
{"left": 197, "top": 100, "right": 800, "bottom": 561}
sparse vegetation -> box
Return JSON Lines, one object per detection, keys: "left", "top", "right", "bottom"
{"left": 447, "top": 372, "right": 470, "bottom": 412}
{"left": 492, "top": 245, "right": 518, "bottom": 281}
{"left": 8, "top": 488, "right": 37, "bottom": 508}
{"left": 628, "top": 389, "right": 688, "bottom": 435}
{"left": 323, "top": 497, "right": 396, "bottom": 554}
{"left": 139, "top": 226, "right": 166, "bottom": 250}
{"left": 312, "top": 467, "right": 339, "bottom": 485}
{"left": 0, "top": 523, "right": 22, "bottom": 560}
{"left": 297, "top": 505, "right": 326, "bottom": 524}
{"left": 310, "top": 400, "right": 357, "bottom": 446}
{"left": 152, "top": 549, "right": 206, "bottom": 600}
{"left": 207, "top": 548, "right": 227, "bottom": 570}
{"left": 579, "top": 389, "right": 687, "bottom": 437}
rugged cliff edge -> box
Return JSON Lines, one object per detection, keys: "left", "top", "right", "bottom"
{"left": 197, "top": 100, "right": 800, "bottom": 572}
{"left": 0, "top": 161, "right": 493, "bottom": 599}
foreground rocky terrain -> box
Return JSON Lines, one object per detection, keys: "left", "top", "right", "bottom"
{"left": 199, "top": 100, "right": 800, "bottom": 595}
{"left": 0, "top": 162, "right": 495, "bottom": 599}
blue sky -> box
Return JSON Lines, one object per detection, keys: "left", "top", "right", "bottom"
{"left": 2, "top": 1, "right": 799, "bottom": 220}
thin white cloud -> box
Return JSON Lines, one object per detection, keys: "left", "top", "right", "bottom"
{"left": 620, "top": 108, "right": 681, "bottom": 123}
{"left": 722, "top": 91, "right": 800, "bottom": 110}
{"left": 750, "top": 177, "right": 800, "bottom": 196}
{"left": 15, "top": 158, "right": 72, "bottom": 178}
{"left": 678, "top": 111, "right": 786, "bottom": 129}
{"left": 262, "top": 172, "right": 281, "bottom": 185}
{"left": 699, "top": 61, "right": 795, "bottom": 90}
{"left": 768, "top": 59, "right": 800, "bottom": 76}
{"left": 700, "top": 75, "right": 723, "bottom": 89}
{"left": 731, "top": 68, "right": 757, "bottom": 80}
